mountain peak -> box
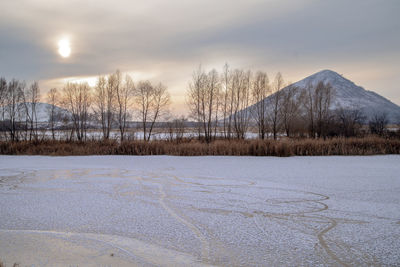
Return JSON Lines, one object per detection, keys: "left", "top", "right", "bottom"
{"left": 315, "top": 69, "right": 341, "bottom": 76}
{"left": 305, "top": 69, "right": 347, "bottom": 82}
{"left": 287, "top": 70, "right": 400, "bottom": 123}
{"left": 293, "top": 69, "right": 354, "bottom": 90}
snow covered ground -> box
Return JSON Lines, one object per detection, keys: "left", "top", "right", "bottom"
{"left": 0, "top": 156, "right": 399, "bottom": 266}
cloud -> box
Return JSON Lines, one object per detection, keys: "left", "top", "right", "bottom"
{"left": 0, "top": 0, "right": 399, "bottom": 112}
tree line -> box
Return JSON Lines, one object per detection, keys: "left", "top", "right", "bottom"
{"left": 0, "top": 66, "right": 396, "bottom": 142}
{"left": 0, "top": 71, "right": 170, "bottom": 142}
{"left": 187, "top": 64, "right": 392, "bottom": 142}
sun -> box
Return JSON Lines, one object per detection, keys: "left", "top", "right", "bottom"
{"left": 58, "top": 38, "right": 71, "bottom": 58}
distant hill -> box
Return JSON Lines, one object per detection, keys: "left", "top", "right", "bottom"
{"left": 2, "top": 102, "right": 70, "bottom": 123}
{"left": 248, "top": 69, "right": 400, "bottom": 124}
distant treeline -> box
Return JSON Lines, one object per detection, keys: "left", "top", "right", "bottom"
{"left": 0, "top": 65, "right": 398, "bottom": 143}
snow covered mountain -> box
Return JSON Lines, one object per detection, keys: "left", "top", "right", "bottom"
{"left": 29, "top": 103, "right": 70, "bottom": 122}
{"left": 254, "top": 70, "right": 400, "bottom": 124}
{"left": 2, "top": 103, "right": 70, "bottom": 123}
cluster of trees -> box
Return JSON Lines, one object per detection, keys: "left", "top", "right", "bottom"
{"left": 187, "top": 65, "right": 332, "bottom": 142}
{"left": 0, "top": 78, "right": 41, "bottom": 141}
{"left": 0, "top": 71, "right": 170, "bottom": 141}
{"left": 1, "top": 66, "right": 397, "bottom": 143}
{"left": 187, "top": 65, "right": 393, "bottom": 142}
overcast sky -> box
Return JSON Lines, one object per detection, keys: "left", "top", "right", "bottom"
{"left": 1, "top": 0, "right": 399, "bottom": 113}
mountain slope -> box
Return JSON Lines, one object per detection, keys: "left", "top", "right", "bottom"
{"left": 26, "top": 103, "right": 70, "bottom": 122}
{"left": 2, "top": 103, "right": 70, "bottom": 123}
{"left": 254, "top": 70, "right": 400, "bottom": 124}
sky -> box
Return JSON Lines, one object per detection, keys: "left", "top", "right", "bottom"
{"left": 0, "top": 0, "right": 399, "bottom": 114}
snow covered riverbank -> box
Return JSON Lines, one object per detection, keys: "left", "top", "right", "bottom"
{"left": 0, "top": 156, "right": 399, "bottom": 266}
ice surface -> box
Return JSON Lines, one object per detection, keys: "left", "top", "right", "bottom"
{"left": 0, "top": 155, "right": 399, "bottom": 266}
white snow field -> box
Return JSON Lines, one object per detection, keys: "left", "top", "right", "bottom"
{"left": 0, "top": 156, "right": 399, "bottom": 266}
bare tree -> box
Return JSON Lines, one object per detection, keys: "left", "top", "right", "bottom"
{"left": 22, "top": 81, "right": 40, "bottom": 140}
{"left": 93, "top": 76, "right": 106, "bottom": 139}
{"left": 187, "top": 67, "right": 220, "bottom": 142}
{"left": 268, "top": 72, "right": 284, "bottom": 140}
{"left": 187, "top": 66, "right": 206, "bottom": 140}
{"left": 213, "top": 74, "right": 221, "bottom": 139}
{"left": 166, "top": 116, "right": 186, "bottom": 142}
{"left": 221, "top": 63, "right": 232, "bottom": 139}
{"left": 116, "top": 72, "right": 134, "bottom": 141}
{"left": 0, "top": 78, "right": 7, "bottom": 135}
{"left": 231, "top": 69, "right": 252, "bottom": 139}
{"left": 303, "top": 81, "right": 333, "bottom": 138}
{"left": 46, "top": 88, "right": 60, "bottom": 140}
{"left": 335, "top": 108, "right": 365, "bottom": 137}
{"left": 4, "top": 79, "right": 25, "bottom": 141}
{"left": 136, "top": 81, "right": 152, "bottom": 141}
{"left": 228, "top": 67, "right": 236, "bottom": 139}
{"left": 62, "top": 82, "right": 92, "bottom": 141}
{"left": 280, "top": 84, "right": 301, "bottom": 137}
{"left": 203, "top": 69, "right": 220, "bottom": 142}
{"left": 303, "top": 82, "right": 315, "bottom": 137}
{"left": 136, "top": 81, "right": 170, "bottom": 141}
{"left": 314, "top": 82, "right": 333, "bottom": 138}
{"left": 174, "top": 116, "right": 186, "bottom": 142}
{"left": 251, "top": 71, "right": 270, "bottom": 139}
{"left": 148, "top": 83, "right": 170, "bottom": 141}
{"left": 369, "top": 112, "right": 388, "bottom": 136}
{"left": 93, "top": 75, "right": 115, "bottom": 140}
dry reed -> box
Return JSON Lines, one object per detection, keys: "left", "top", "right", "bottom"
{"left": 1, "top": 136, "right": 399, "bottom": 156}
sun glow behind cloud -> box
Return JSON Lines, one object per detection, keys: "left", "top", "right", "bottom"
{"left": 62, "top": 76, "right": 97, "bottom": 86}
{"left": 58, "top": 38, "right": 71, "bottom": 58}
{"left": 56, "top": 71, "right": 157, "bottom": 88}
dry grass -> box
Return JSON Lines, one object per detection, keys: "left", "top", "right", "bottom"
{"left": 0, "top": 136, "right": 399, "bottom": 156}
{"left": 0, "top": 261, "right": 19, "bottom": 267}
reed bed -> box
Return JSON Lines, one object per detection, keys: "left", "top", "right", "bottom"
{"left": 1, "top": 136, "right": 399, "bottom": 156}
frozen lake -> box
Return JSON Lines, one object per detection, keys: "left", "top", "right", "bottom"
{"left": 0, "top": 155, "right": 399, "bottom": 266}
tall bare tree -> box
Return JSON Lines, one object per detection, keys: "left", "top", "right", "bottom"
{"left": 62, "top": 82, "right": 92, "bottom": 141}
{"left": 4, "top": 79, "right": 25, "bottom": 141}
{"left": 94, "top": 75, "right": 114, "bottom": 140}
{"left": 268, "top": 72, "right": 284, "bottom": 140}
{"left": 116, "top": 72, "right": 134, "bottom": 141}
{"left": 228, "top": 68, "right": 236, "bottom": 139}
{"left": 280, "top": 84, "right": 301, "bottom": 137}
{"left": 251, "top": 71, "right": 270, "bottom": 139}
{"left": 230, "top": 70, "right": 252, "bottom": 139}
{"left": 136, "top": 81, "right": 170, "bottom": 141}
{"left": 303, "top": 82, "right": 316, "bottom": 137}
{"left": 187, "top": 66, "right": 206, "bottom": 140}
{"left": 46, "top": 88, "right": 59, "bottom": 140}
{"left": 0, "top": 78, "right": 7, "bottom": 128}
{"left": 187, "top": 67, "right": 220, "bottom": 142}
{"left": 314, "top": 82, "right": 333, "bottom": 138}
{"left": 221, "top": 63, "right": 232, "bottom": 139}
{"left": 202, "top": 69, "right": 220, "bottom": 142}
{"left": 213, "top": 73, "right": 221, "bottom": 139}
{"left": 22, "top": 81, "right": 40, "bottom": 140}
{"left": 136, "top": 81, "right": 152, "bottom": 141}
{"left": 303, "top": 81, "right": 333, "bottom": 138}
